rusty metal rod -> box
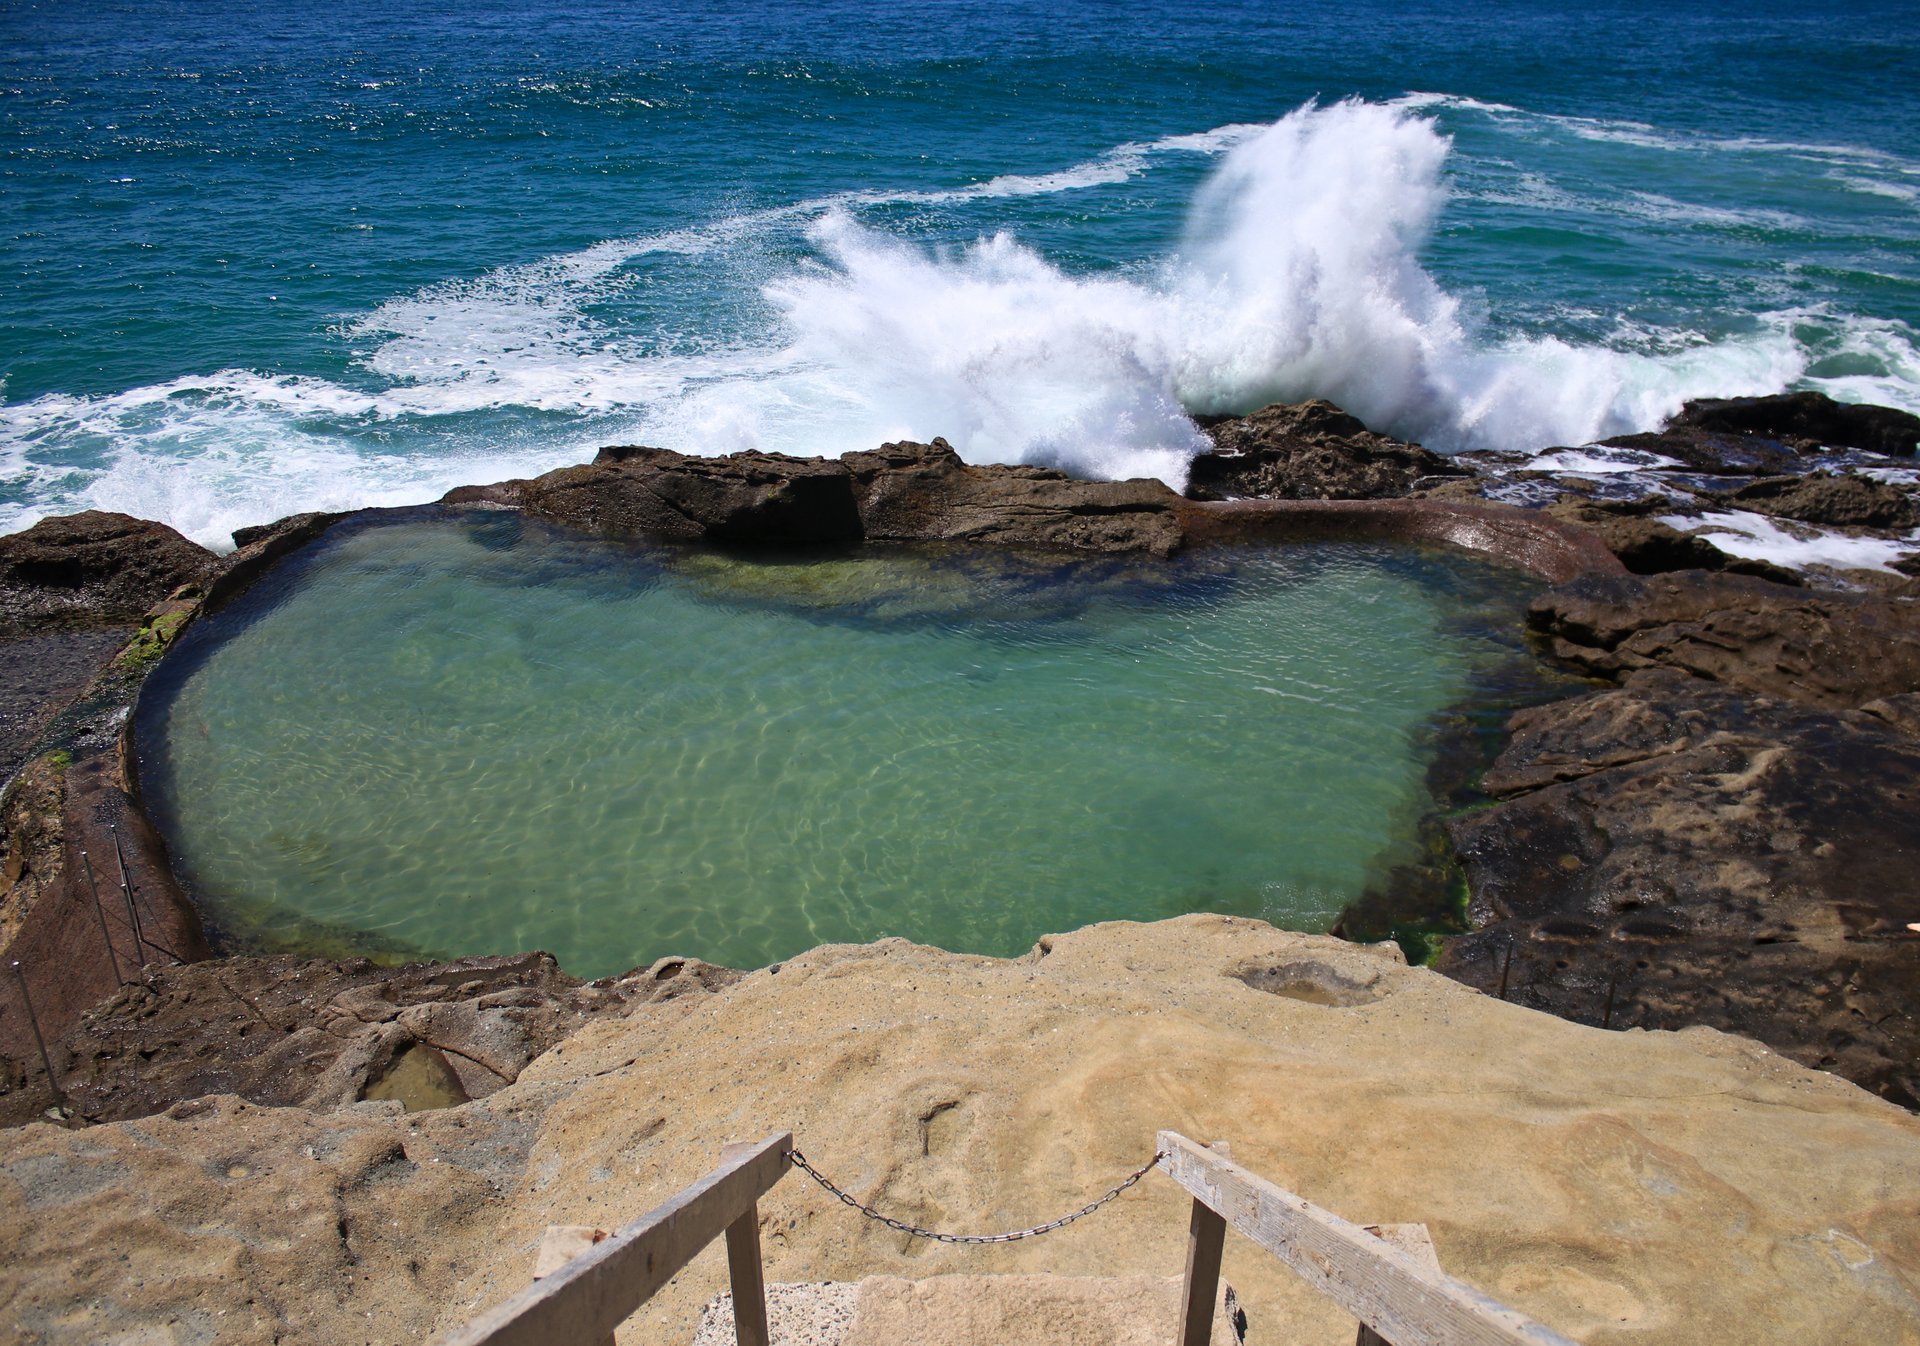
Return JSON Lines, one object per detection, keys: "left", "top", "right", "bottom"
{"left": 109, "top": 824, "right": 148, "bottom": 965}
{"left": 10, "top": 959, "right": 66, "bottom": 1110}
{"left": 80, "top": 850, "right": 125, "bottom": 987}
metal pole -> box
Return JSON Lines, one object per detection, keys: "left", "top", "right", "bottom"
{"left": 80, "top": 851, "right": 125, "bottom": 986}
{"left": 10, "top": 960, "right": 66, "bottom": 1110}
{"left": 109, "top": 824, "right": 147, "bottom": 964}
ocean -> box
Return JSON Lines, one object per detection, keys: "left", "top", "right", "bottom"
{"left": 4, "top": 0, "right": 1919, "bottom": 550}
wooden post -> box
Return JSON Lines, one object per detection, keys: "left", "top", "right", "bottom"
{"left": 1157, "top": 1131, "right": 1576, "bottom": 1346}
{"left": 1355, "top": 1225, "right": 1441, "bottom": 1346}
{"left": 719, "top": 1141, "right": 771, "bottom": 1346}
{"left": 440, "top": 1131, "right": 792, "bottom": 1346}
{"left": 533, "top": 1227, "right": 612, "bottom": 1346}
{"left": 1176, "top": 1140, "right": 1230, "bottom": 1346}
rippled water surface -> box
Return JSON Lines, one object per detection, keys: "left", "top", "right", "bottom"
{"left": 137, "top": 513, "right": 1546, "bottom": 975}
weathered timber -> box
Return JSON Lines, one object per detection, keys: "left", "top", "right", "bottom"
{"left": 439, "top": 1131, "right": 791, "bottom": 1346}
{"left": 1157, "top": 1131, "right": 1576, "bottom": 1346}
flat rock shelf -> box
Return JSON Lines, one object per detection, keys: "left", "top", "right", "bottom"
{"left": 133, "top": 509, "right": 1562, "bottom": 977}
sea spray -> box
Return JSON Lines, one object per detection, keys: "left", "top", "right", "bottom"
{"left": 3, "top": 88, "right": 1914, "bottom": 547}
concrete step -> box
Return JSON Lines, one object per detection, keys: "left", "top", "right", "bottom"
{"left": 691, "top": 1273, "right": 1245, "bottom": 1346}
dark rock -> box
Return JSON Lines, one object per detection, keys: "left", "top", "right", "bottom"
{"left": 524, "top": 447, "right": 864, "bottom": 548}
{"left": 1186, "top": 400, "right": 1468, "bottom": 501}
{"left": 1674, "top": 391, "right": 1920, "bottom": 457}
{"left": 0, "top": 511, "right": 220, "bottom": 638}
{"left": 1439, "top": 669, "right": 1920, "bottom": 1109}
{"left": 845, "top": 438, "right": 1187, "bottom": 556}
{"left": 1596, "top": 428, "right": 1805, "bottom": 477}
{"left": 1541, "top": 504, "right": 1804, "bottom": 584}
{"left": 1729, "top": 471, "right": 1919, "bottom": 529}
{"left": 1529, "top": 570, "right": 1920, "bottom": 710}
{"left": 518, "top": 441, "right": 1188, "bottom": 556}
{"left": 0, "top": 950, "right": 745, "bottom": 1127}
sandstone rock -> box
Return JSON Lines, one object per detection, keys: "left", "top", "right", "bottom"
{"left": 0, "top": 511, "right": 219, "bottom": 638}
{"left": 1440, "top": 669, "right": 1920, "bottom": 1107}
{"left": 1729, "top": 471, "right": 1919, "bottom": 529}
{"left": 1529, "top": 570, "right": 1920, "bottom": 710}
{"left": 1186, "top": 400, "right": 1467, "bottom": 501}
{"left": 5, "top": 919, "right": 1916, "bottom": 1346}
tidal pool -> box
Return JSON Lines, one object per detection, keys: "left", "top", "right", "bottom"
{"left": 136, "top": 510, "right": 1550, "bottom": 977}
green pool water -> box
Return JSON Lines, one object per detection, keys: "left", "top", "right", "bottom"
{"left": 136, "top": 511, "right": 1544, "bottom": 977}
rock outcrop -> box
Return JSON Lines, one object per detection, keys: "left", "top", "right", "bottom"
{"left": 499, "top": 439, "right": 1189, "bottom": 557}
{"left": 1436, "top": 571, "right": 1920, "bottom": 1107}
{"left": 1186, "top": 400, "right": 1468, "bottom": 500}
{"left": 0, "top": 511, "right": 219, "bottom": 637}
{"left": 3, "top": 918, "right": 1917, "bottom": 1346}
{"left": 0, "top": 951, "right": 744, "bottom": 1127}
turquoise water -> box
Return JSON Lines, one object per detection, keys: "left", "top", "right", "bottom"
{"left": 134, "top": 515, "right": 1541, "bottom": 975}
{"left": 5, "top": 1, "right": 1920, "bottom": 548}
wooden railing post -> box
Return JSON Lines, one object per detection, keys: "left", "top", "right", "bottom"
{"left": 440, "top": 1131, "right": 792, "bottom": 1346}
{"left": 1176, "top": 1140, "right": 1230, "bottom": 1346}
{"left": 719, "top": 1141, "right": 772, "bottom": 1346}
{"left": 1157, "top": 1131, "right": 1577, "bottom": 1346}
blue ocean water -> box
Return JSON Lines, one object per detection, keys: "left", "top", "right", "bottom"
{"left": 4, "top": 0, "right": 1919, "bottom": 548}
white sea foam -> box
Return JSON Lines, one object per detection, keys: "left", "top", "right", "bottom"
{"left": 1660, "top": 510, "right": 1920, "bottom": 574}
{"left": 5, "top": 99, "right": 1917, "bottom": 543}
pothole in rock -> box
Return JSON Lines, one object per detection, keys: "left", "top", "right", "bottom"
{"left": 1230, "top": 958, "right": 1388, "bottom": 1007}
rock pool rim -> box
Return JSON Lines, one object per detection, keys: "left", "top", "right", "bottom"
{"left": 130, "top": 512, "right": 1568, "bottom": 972}
{"left": 117, "top": 461, "right": 1619, "bottom": 980}
{"left": 0, "top": 453, "right": 1622, "bottom": 1069}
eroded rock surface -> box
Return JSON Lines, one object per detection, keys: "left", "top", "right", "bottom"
{"left": 1186, "top": 400, "right": 1468, "bottom": 500}
{"left": 1440, "top": 668, "right": 1920, "bottom": 1107}
{"left": 1529, "top": 570, "right": 1920, "bottom": 710}
{"left": 0, "top": 951, "right": 743, "bottom": 1127}
{"left": 1436, "top": 570, "right": 1920, "bottom": 1107}
{"left": 498, "top": 439, "right": 1188, "bottom": 557}
{"left": 0, "top": 511, "right": 219, "bottom": 637}
{"left": 2, "top": 919, "right": 1915, "bottom": 1346}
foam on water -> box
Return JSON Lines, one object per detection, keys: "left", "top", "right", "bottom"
{"left": 4, "top": 98, "right": 1917, "bottom": 547}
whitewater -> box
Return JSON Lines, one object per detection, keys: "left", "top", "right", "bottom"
{"left": 5, "top": 3, "right": 1920, "bottom": 550}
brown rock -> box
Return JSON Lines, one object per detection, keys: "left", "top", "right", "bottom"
{"left": 1186, "top": 400, "right": 1467, "bottom": 501}
{"left": 1530, "top": 570, "right": 1920, "bottom": 710}
{"left": 0, "top": 511, "right": 219, "bottom": 637}
{"left": 845, "top": 439, "right": 1186, "bottom": 556}
{"left": 525, "top": 446, "right": 864, "bottom": 547}
{"left": 1440, "top": 669, "right": 1920, "bottom": 1107}
{"left": 1729, "top": 470, "right": 1919, "bottom": 529}
{"left": 0, "top": 951, "right": 743, "bottom": 1127}
{"left": 516, "top": 441, "right": 1187, "bottom": 556}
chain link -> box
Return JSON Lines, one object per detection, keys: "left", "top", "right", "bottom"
{"left": 786, "top": 1147, "right": 1165, "bottom": 1244}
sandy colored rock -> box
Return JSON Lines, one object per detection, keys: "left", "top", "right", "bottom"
{"left": 691, "top": 1275, "right": 1244, "bottom": 1346}
{"left": 4, "top": 917, "right": 1916, "bottom": 1346}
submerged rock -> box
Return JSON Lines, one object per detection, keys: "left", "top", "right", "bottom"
{"left": 1185, "top": 399, "right": 1468, "bottom": 500}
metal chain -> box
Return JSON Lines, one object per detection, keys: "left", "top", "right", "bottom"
{"left": 786, "top": 1147, "right": 1165, "bottom": 1245}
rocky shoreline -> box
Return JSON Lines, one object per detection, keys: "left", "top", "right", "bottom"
{"left": 2, "top": 390, "right": 1918, "bottom": 1126}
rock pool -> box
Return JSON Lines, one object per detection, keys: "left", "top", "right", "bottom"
{"left": 135, "top": 510, "right": 1552, "bottom": 976}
